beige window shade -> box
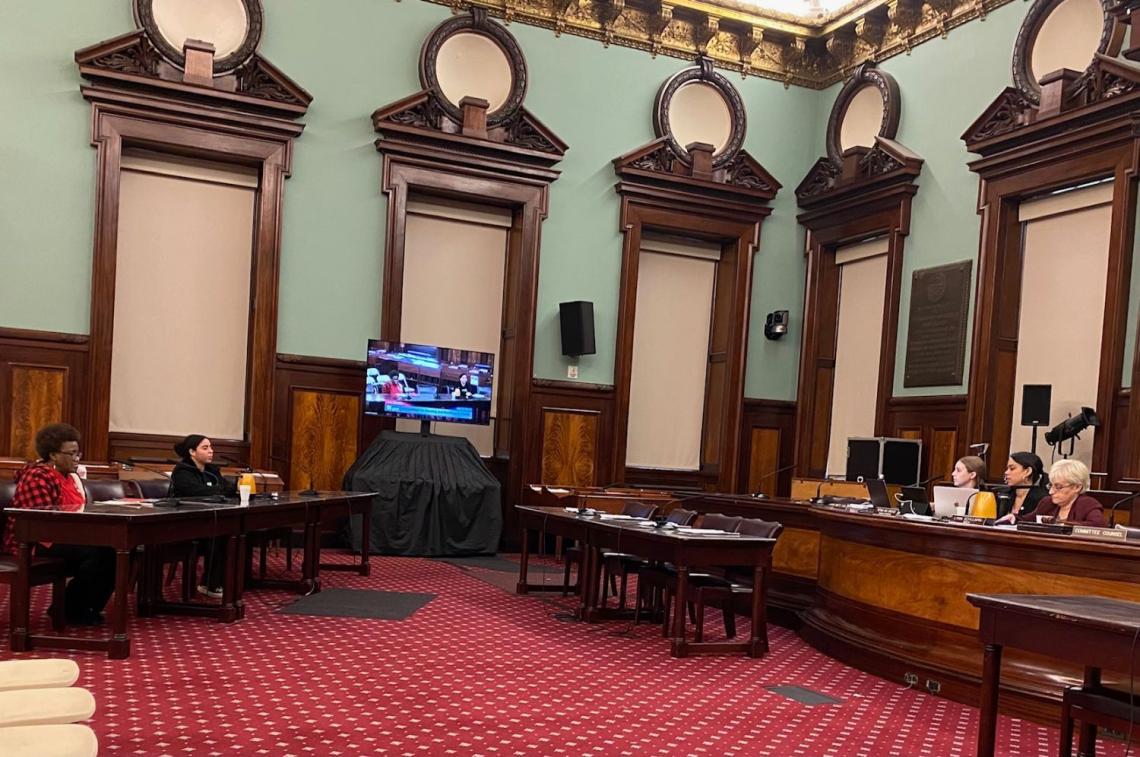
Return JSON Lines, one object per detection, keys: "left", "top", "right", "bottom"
{"left": 625, "top": 249, "right": 716, "bottom": 470}
{"left": 109, "top": 160, "right": 256, "bottom": 440}
{"left": 1011, "top": 186, "right": 1112, "bottom": 466}
{"left": 398, "top": 198, "right": 509, "bottom": 456}
{"left": 825, "top": 246, "right": 889, "bottom": 477}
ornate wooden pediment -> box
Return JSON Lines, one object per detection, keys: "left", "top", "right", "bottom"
{"left": 795, "top": 137, "right": 922, "bottom": 208}
{"left": 372, "top": 11, "right": 567, "bottom": 182}
{"left": 614, "top": 137, "right": 780, "bottom": 206}
{"left": 371, "top": 90, "right": 567, "bottom": 177}
{"left": 75, "top": 30, "right": 311, "bottom": 120}
{"left": 960, "top": 87, "right": 1037, "bottom": 148}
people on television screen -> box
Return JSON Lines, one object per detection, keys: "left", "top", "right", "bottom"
{"left": 384, "top": 371, "right": 404, "bottom": 398}
{"left": 995, "top": 451, "right": 1047, "bottom": 520}
{"left": 3, "top": 423, "right": 115, "bottom": 626}
{"left": 366, "top": 367, "right": 382, "bottom": 394}
{"left": 170, "top": 434, "right": 237, "bottom": 599}
{"left": 452, "top": 373, "right": 475, "bottom": 400}
{"left": 1003, "top": 459, "right": 1105, "bottom": 526}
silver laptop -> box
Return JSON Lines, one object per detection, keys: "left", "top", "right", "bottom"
{"left": 932, "top": 486, "right": 977, "bottom": 518}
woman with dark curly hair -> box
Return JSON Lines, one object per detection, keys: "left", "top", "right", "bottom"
{"left": 3, "top": 423, "right": 115, "bottom": 625}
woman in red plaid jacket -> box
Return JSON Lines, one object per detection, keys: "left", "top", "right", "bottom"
{"left": 3, "top": 423, "right": 115, "bottom": 625}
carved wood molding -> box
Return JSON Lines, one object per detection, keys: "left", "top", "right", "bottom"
{"left": 75, "top": 30, "right": 312, "bottom": 116}
{"left": 653, "top": 57, "right": 746, "bottom": 168}
{"left": 610, "top": 136, "right": 779, "bottom": 491}
{"left": 825, "top": 62, "right": 900, "bottom": 164}
{"left": 963, "top": 47, "right": 1140, "bottom": 481}
{"left": 793, "top": 129, "right": 922, "bottom": 477}
{"left": 74, "top": 21, "right": 310, "bottom": 466}
{"left": 796, "top": 137, "right": 922, "bottom": 208}
{"left": 133, "top": 0, "right": 265, "bottom": 74}
{"left": 419, "top": 7, "right": 529, "bottom": 126}
{"left": 1010, "top": 0, "right": 1121, "bottom": 104}
{"left": 372, "top": 91, "right": 567, "bottom": 179}
{"left": 425, "top": 0, "right": 1020, "bottom": 89}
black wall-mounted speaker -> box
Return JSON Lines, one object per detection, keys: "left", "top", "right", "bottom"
{"left": 1021, "top": 384, "right": 1052, "bottom": 426}
{"left": 559, "top": 301, "right": 596, "bottom": 357}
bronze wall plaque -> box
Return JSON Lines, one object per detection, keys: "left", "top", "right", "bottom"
{"left": 903, "top": 260, "right": 972, "bottom": 388}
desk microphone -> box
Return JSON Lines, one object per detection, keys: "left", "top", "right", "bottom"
{"left": 750, "top": 462, "right": 798, "bottom": 498}
{"left": 1107, "top": 491, "right": 1140, "bottom": 527}
{"left": 813, "top": 474, "right": 847, "bottom": 504}
{"left": 117, "top": 459, "right": 180, "bottom": 507}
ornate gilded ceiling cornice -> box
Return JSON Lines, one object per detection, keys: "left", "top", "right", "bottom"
{"left": 423, "top": 0, "right": 1017, "bottom": 89}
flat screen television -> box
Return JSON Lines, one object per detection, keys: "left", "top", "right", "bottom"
{"left": 364, "top": 340, "right": 494, "bottom": 426}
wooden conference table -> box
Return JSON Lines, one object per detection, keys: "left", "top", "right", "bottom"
{"left": 515, "top": 505, "right": 778, "bottom": 658}
{"left": 968, "top": 594, "right": 1140, "bottom": 757}
{"left": 5, "top": 491, "right": 375, "bottom": 659}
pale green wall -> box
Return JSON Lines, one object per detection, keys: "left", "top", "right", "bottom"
{"left": 4, "top": 0, "right": 1132, "bottom": 402}
{"left": 264, "top": 2, "right": 817, "bottom": 395}
{"left": 870, "top": 1, "right": 1029, "bottom": 396}
{"left": 0, "top": 1, "right": 133, "bottom": 333}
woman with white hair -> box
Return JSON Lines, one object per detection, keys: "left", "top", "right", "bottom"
{"left": 1004, "top": 459, "right": 1105, "bottom": 526}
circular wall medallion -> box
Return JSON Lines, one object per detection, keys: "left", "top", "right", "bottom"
{"left": 419, "top": 12, "right": 528, "bottom": 127}
{"left": 435, "top": 32, "right": 514, "bottom": 113}
{"left": 1012, "top": 0, "right": 1121, "bottom": 103}
{"left": 826, "top": 63, "right": 900, "bottom": 164}
{"left": 135, "top": 0, "right": 263, "bottom": 74}
{"left": 653, "top": 61, "right": 746, "bottom": 168}
{"left": 668, "top": 82, "right": 734, "bottom": 156}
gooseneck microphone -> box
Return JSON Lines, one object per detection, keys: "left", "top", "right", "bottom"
{"left": 750, "top": 462, "right": 798, "bottom": 498}
{"left": 1108, "top": 491, "right": 1140, "bottom": 527}
{"left": 116, "top": 459, "right": 180, "bottom": 508}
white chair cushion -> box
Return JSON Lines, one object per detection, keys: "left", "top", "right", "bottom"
{"left": 0, "top": 688, "right": 96, "bottom": 727}
{"left": 0, "top": 724, "right": 98, "bottom": 757}
{"left": 0, "top": 659, "right": 80, "bottom": 691}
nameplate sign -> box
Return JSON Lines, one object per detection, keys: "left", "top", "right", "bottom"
{"left": 1071, "top": 525, "right": 1127, "bottom": 542}
{"left": 903, "top": 261, "right": 972, "bottom": 388}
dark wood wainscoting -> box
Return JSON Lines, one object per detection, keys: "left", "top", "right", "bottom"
{"left": 0, "top": 328, "right": 90, "bottom": 459}
{"left": 740, "top": 399, "right": 797, "bottom": 497}
{"left": 884, "top": 395, "right": 968, "bottom": 483}
{"left": 527, "top": 379, "right": 616, "bottom": 490}
{"left": 272, "top": 354, "right": 364, "bottom": 491}
{"left": 108, "top": 433, "right": 247, "bottom": 468}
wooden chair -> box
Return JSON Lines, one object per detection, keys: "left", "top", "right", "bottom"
{"left": 599, "top": 507, "right": 696, "bottom": 610}
{"left": 633, "top": 513, "right": 745, "bottom": 634}
{"left": 692, "top": 518, "right": 783, "bottom": 644}
{"left": 0, "top": 482, "right": 67, "bottom": 631}
{"left": 561, "top": 501, "right": 660, "bottom": 599}
{"left": 1059, "top": 685, "right": 1140, "bottom": 757}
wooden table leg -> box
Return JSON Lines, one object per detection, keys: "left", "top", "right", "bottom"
{"left": 109, "top": 548, "right": 132, "bottom": 659}
{"left": 219, "top": 535, "right": 240, "bottom": 623}
{"left": 234, "top": 533, "right": 247, "bottom": 620}
{"left": 358, "top": 504, "right": 371, "bottom": 577}
{"left": 580, "top": 545, "right": 600, "bottom": 622}
{"left": 670, "top": 566, "right": 690, "bottom": 658}
{"left": 10, "top": 542, "right": 32, "bottom": 652}
{"left": 301, "top": 520, "right": 320, "bottom": 595}
{"left": 516, "top": 524, "right": 530, "bottom": 594}
{"left": 749, "top": 565, "right": 768, "bottom": 657}
{"left": 1077, "top": 666, "right": 1101, "bottom": 757}
{"left": 977, "top": 642, "right": 1002, "bottom": 757}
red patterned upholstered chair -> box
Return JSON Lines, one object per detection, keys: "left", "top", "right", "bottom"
{"left": 599, "top": 507, "right": 696, "bottom": 610}
{"left": 692, "top": 518, "right": 783, "bottom": 644}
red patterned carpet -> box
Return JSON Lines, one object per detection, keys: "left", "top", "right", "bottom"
{"left": 0, "top": 552, "right": 1129, "bottom": 756}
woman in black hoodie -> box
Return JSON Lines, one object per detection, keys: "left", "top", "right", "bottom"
{"left": 170, "top": 434, "right": 236, "bottom": 598}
